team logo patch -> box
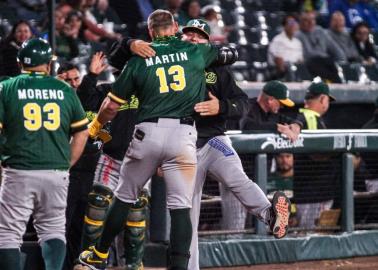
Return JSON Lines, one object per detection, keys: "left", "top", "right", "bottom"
{"left": 192, "top": 20, "right": 206, "bottom": 30}
{"left": 208, "top": 137, "right": 234, "bottom": 156}
{"left": 206, "top": 72, "right": 217, "bottom": 84}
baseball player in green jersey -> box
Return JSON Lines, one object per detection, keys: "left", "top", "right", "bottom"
{"left": 0, "top": 38, "right": 89, "bottom": 270}
{"left": 78, "top": 9, "right": 231, "bottom": 270}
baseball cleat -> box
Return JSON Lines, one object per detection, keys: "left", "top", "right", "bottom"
{"left": 271, "top": 191, "right": 291, "bottom": 239}
{"left": 78, "top": 246, "right": 108, "bottom": 270}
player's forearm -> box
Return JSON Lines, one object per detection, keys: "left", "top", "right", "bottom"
{"left": 97, "top": 97, "right": 120, "bottom": 124}
{"left": 70, "top": 129, "right": 89, "bottom": 167}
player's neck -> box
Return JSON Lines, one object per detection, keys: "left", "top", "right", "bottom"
{"left": 22, "top": 65, "right": 50, "bottom": 75}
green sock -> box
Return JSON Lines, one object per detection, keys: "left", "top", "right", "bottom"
{"left": 41, "top": 239, "right": 66, "bottom": 270}
{"left": 0, "top": 248, "right": 21, "bottom": 270}
{"left": 169, "top": 208, "right": 192, "bottom": 269}
{"left": 97, "top": 197, "right": 132, "bottom": 253}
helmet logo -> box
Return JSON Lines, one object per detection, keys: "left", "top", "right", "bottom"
{"left": 24, "top": 57, "right": 31, "bottom": 64}
{"left": 192, "top": 20, "right": 205, "bottom": 30}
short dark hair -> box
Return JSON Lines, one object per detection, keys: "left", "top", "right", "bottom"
{"left": 351, "top": 21, "right": 370, "bottom": 37}
{"left": 57, "top": 62, "right": 79, "bottom": 75}
{"left": 147, "top": 9, "right": 174, "bottom": 30}
{"left": 282, "top": 14, "right": 298, "bottom": 26}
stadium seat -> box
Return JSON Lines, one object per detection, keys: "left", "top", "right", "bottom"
{"left": 218, "top": 0, "right": 237, "bottom": 11}
{"left": 293, "top": 63, "right": 313, "bottom": 82}
{"left": 244, "top": 29, "right": 261, "bottom": 44}
{"left": 261, "top": 0, "right": 283, "bottom": 12}
{"left": 340, "top": 63, "right": 361, "bottom": 82}
{"left": 227, "top": 29, "right": 239, "bottom": 43}
{"left": 266, "top": 12, "right": 284, "bottom": 30}
{"left": 237, "top": 44, "right": 253, "bottom": 62}
{"left": 242, "top": 0, "right": 263, "bottom": 11}
{"left": 365, "top": 65, "right": 378, "bottom": 81}
{"left": 244, "top": 13, "right": 260, "bottom": 27}
{"left": 249, "top": 44, "right": 268, "bottom": 63}
{"left": 220, "top": 10, "right": 236, "bottom": 25}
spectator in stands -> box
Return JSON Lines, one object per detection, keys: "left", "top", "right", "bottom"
{"left": 268, "top": 153, "right": 294, "bottom": 199}
{"left": 179, "top": 0, "right": 201, "bottom": 25}
{"left": 351, "top": 21, "right": 378, "bottom": 65}
{"left": 202, "top": 5, "right": 229, "bottom": 44}
{"left": 106, "top": 0, "right": 154, "bottom": 38}
{"left": 8, "top": 0, "right": 47, "bottom": 23}
{"left": 294, "top": 81, "right": 338, "bottom": 229}
{"left": 0, "top": 20, "right": 33, "bottom": 77}
{"left": 363, "top": 96, "right": 378, "bottom": 128}
{"left": 327, "top": 11, "right": 361, "bottom": 63}
{"left": 240, "top": 80, "right": 302, "bottom": 142}
{"left": 92, "top": 0, "right": 123, "bottom": 31}
{"left": 55, "top": 10, "right": 82, "bottom": 61}
{"left": 268, "top": 14, "right": 304, "bottom": 79}
{"left": 165, "top": 0, "right": 185, "bottom": 24}
{"left": 76, "top": 0, "right": 122, "bottom": 42}
{"left": 297, "top": 11, "right": 346, "bottom": 83}
{"left": 328, "top": 0, "right": 378, "bottom": 30}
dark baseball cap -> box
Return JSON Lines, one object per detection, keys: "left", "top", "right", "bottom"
{"left": 182, "top": 19, "right": 211, "bottom": 40}
{"left": 305, "top": 82, "right": 336, "bottom": 101}
{"left": 263, "top": 80, "right": 295, "bottom": 107}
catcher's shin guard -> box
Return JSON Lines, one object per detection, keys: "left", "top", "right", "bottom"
{"left": 81, "top": 184, "right": 113, "bottom": 250}
{"left": 124, "top": 191, "right": 149, "bottom": 270}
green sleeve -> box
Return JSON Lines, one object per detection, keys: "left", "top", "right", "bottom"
{"left": 69, "top": 89, "right": 89, "bottom": 133}
{"left": 0, "top": 82, "right": 5, "bottom": 129}
{"left": 109, "top": 59, "right": 137, "bottom": 104}
{"left": 197, "top": 44, "right": 218, "bottom": 68}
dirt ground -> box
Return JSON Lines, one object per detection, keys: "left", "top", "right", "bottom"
{"left": 141, "top": 256, "right": 378, "bottom": 270}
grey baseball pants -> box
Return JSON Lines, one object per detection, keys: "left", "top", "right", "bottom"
{"left": 189, "top": 136, "right": 271, "bottom": 270}
{"left": 114, "top": 119, "right": 197, "bottom": 210}
{"left": 0, "top": 167, "right": 69, "bottom": 249}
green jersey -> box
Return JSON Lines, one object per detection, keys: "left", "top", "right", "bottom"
{"left": 0, "top": 72, "right": 88, "bottom": 170}
{"left": 109, "top": 36, "right": 218, "bottom": 122}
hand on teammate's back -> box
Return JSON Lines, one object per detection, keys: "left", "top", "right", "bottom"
{"left": 130, "top": 40, "right": 156, "bottom": 58}
{"left": 194, "top": 92, "right": 220, "bottom": 116}
{"left": 89, "top": 52, "right": 108, "bottom": 75}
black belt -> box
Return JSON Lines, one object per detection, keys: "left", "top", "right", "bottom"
{"left": 143, "top": 117, "right": 194, "bottom": 126}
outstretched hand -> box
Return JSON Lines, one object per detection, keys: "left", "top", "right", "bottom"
{"left": 89, "top": 52, "right": 108, "bottom": 75}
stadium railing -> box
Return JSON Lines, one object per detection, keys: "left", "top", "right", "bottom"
{"left": 198, "top": 130, "right": 378, "bottom": 236}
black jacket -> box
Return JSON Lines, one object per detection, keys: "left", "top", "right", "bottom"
{"left": 240, "top": 98, "right": 300, "bottom": 131}
{"left": 362, "top": 112, "right": 378, "bottom": 129}
{"left": 196, "top": 66, "right": 248, "bottom": 140}
{"left": 77, "top": 73, "right": 138, "bottom": 161}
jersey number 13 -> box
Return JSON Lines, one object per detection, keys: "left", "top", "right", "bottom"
{"left": 156, "top": 65, "right": 186, "bottom": 93}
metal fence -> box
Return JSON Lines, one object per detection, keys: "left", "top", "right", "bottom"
{"left": 198, "top": 130, "right": 378, "bottom": 236}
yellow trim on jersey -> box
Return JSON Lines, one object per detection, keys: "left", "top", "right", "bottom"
{"left": 107, "top": 92, "right": 126, "bottom": 105}
{"left": 70, "top": 118, "right": 89, "bottom": 128}
{"left": 126, "top": 220, "right": 146, "bottom": 227}
{"left": 84, "top": 216, "right": 103, "bottom": 226}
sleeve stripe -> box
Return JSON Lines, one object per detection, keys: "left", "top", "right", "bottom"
{"left": 71, "top": 118, "right": 89, "bottom": 128}
{"left": 108, "top": 92, "right": 127, "bottom": 105}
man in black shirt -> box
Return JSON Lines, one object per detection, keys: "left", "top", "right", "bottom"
{"left": 240, "top": 80, "right": 301, "bottom": 140}
{"left": 181, "top": 20, "right": 292, "bottom": 270}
